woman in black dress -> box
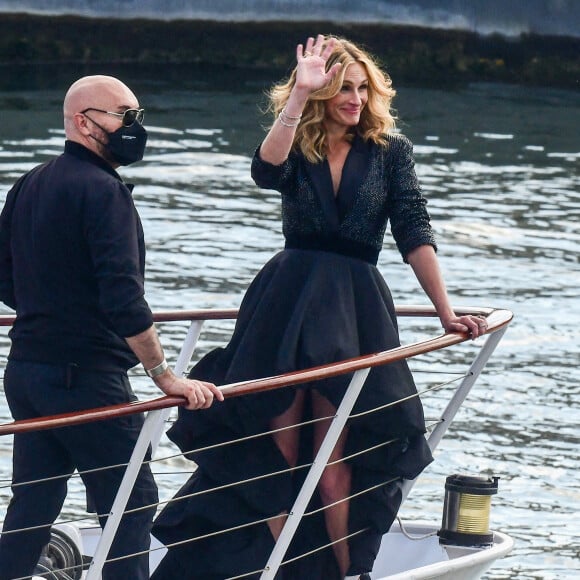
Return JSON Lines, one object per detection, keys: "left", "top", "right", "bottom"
{"left": 153, "top": 35, "right": 488, "bottom": 580}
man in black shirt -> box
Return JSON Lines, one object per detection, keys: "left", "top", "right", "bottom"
{"left": 0, "top": 75, "right": 223, "bottom": 579}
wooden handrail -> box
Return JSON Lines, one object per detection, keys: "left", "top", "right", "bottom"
{"left": 219, "top": 307, "right": 511, "bottom": 396}
{"left": 0, "top": 305, "right": 496, "bottom": 327}
{"left": 151, "top": 308, "right": 239, "bottom": 323}
{"left": 0, "top": 307, "right": 513, "bottom": 436}
{"left": 0, "top": 308, "right": 241, "bottom": 327}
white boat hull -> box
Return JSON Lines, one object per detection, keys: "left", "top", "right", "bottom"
{"left": 371, "top": 521, "right": 514, "bottom": 579}
{"left": 42, "top": 520, "right": 513, "bottom": 580}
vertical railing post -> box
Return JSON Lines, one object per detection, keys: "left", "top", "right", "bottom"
{"left": 399, "top": 326, "right": 509, "bottom": 503}
{"left": 260, "top": 367, "right": 371, "bottom": 580}
{"left": 86, "top": 319, "right": 205, "bottom": 578}
{"left": 150, "top": 320, "right": 205, "bottom": 455}
{"left": 85, "top": 408, "right": 164, "bottom": 579}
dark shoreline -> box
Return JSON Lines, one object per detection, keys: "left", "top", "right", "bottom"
{"left": 0, "top": 13, "right": 579, "bottom": 90}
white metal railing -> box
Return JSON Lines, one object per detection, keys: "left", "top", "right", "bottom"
{"left": 0, "top": 306, "right": 513, "bottom": 579}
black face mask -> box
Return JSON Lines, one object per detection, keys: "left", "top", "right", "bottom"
{"left": 105, "top": 122, "right": 148, "bottom": 166}
{"left": 88, "top": 118, "right": 148, "bottom": 166}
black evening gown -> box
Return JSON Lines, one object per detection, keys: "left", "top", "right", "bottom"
{"left": 152, "top": 134, "right": 434, "bottom": 579}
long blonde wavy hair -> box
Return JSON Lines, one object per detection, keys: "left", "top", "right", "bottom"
{"left": 268, "top": 36, "right": 397, "bottom": 163}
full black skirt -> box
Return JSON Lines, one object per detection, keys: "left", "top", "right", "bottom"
{"left": 153, "top": 249, "right": 433, "bottom": 578}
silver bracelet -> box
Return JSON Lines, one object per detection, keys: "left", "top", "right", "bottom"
{"left": 281, "top": 107, "right": 302, "bottom": 120}
{"left": 278, "top": 108, "right": 301, "bottom": 127}
{"left": 145, "top": 358, "right": 168, "bottom": 378}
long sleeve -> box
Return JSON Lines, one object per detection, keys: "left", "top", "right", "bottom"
{"left": 83, "top": 180, "right": 153, "bottom": 338}
{"left": 385, "top": 135, "right": 437, "bottom": 261}
{"left": 0, "top": 176, "right": 27, "bottom": 310}
{"left": 250, "top": 145, "right": 297, "bottom": 192}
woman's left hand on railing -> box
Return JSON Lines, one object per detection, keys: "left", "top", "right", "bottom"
{"left": 441, "top": 313, "right": 488, "bottom": 339}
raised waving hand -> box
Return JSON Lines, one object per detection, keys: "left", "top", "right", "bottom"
{"left": 259, "top": 34, "right": 342, "bottom": 165}
{"left": 294, "top": 34, "right": 342, "bottom": 94}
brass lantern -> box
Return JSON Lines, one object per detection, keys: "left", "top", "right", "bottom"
{"left": 438, "top": 474, "right": 499, "bottom": 547}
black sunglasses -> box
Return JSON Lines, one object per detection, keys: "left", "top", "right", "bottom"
{"left": 81, "top": 108, "right": 145, "bottom": 127}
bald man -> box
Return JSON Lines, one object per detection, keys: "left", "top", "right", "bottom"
{"left": 0, "top": 75, "right": 223, "bottom": 579}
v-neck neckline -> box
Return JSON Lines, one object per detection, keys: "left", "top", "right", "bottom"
{"left": 305, "top": 135, "right": 372, "bottom": 229}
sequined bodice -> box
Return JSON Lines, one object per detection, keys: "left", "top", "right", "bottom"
{"left": 251, "top": 133, "right": 436, "bottom": 264}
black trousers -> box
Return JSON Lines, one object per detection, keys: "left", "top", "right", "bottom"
{"left": 0, "top": 360, "right": 158, "bottom": 580}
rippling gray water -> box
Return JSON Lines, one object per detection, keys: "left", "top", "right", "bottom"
{"left": 0, "top": 66, "right": 578, "bottom": 578}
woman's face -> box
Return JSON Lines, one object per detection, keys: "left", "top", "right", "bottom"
{"left": 324, "top": 62, "right": 368, "bottom": 130}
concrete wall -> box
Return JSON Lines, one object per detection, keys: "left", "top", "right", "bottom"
{"left": 1, "top": 0, "right": 578, "bottom": 39}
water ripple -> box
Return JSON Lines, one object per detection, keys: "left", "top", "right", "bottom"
{"left": 0, "top": 81, "right": 578, "bottom": 578}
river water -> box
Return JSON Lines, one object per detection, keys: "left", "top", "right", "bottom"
{"left": 0, "top": 64, "right": 578, "bottom": 578}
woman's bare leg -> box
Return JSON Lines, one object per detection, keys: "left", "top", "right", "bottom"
{"left": 312, "top": 390, "right": 352, "bottom": 577}
{"left": 267, "top": 390, "right": 305, "bottom": 539}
